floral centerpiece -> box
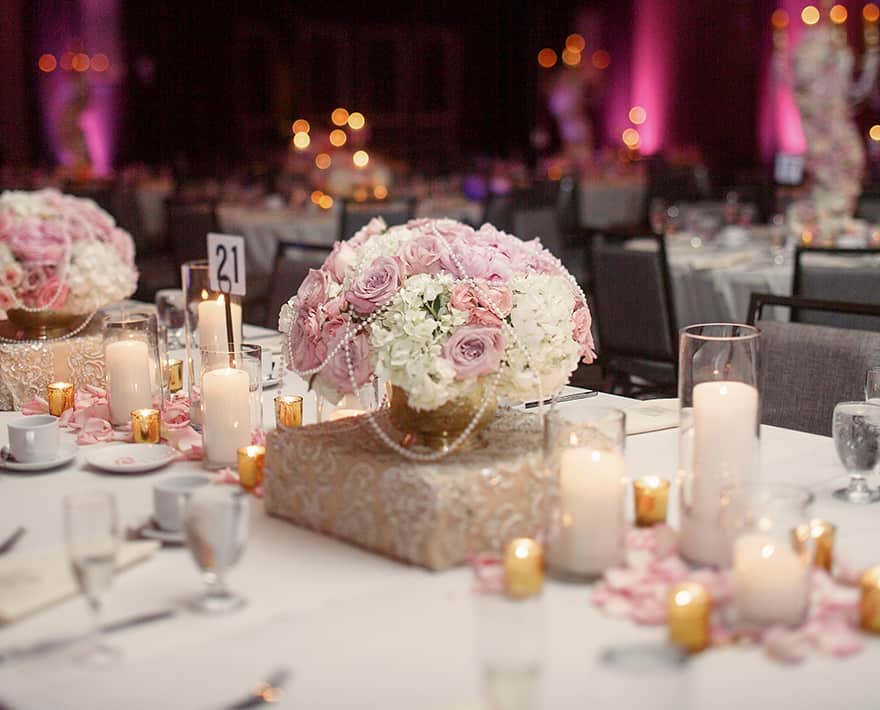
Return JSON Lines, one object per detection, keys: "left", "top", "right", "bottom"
{"left": 279, "top": 217, "right": 595, "bottom": 450}
{"left": 0, "top": 189, "right": 137, "bottom": 329}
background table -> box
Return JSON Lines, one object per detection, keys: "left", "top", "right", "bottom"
{"left": 0, "top": 348, "right": 875, "bottom": 708}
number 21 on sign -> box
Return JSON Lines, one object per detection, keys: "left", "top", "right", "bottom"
{"left": 207, "top": 233, "right": 247, "bottom": 296}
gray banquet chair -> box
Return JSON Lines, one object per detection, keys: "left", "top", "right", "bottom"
{"left": 748, "top": 293, "right": 880, "bottom": 435}
{"left": 793, "top": 246, "right": 880, "bottom": 331}
{"left": 265, "top": 241, "right": 333, "bottom": 329}
{"left": 339, "top": 197, "right": 415, "bottom": 241}
{"left": 590, "top": 233, "right": 678, "bottom": 395}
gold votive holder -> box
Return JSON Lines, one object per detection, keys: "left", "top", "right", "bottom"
{"left": 633, "top": 476, "right": 670, "bottom": 527}
{"left": 237, "top": 445, "right": 266, "bottom": 491}
{"left": 165, "top": 358, "right": 183, "bottom": 393}
{"left": 667, "top": 582, "right": 710, "bottom": 653}
{"left": 503, "top": 537, "right": 544, "bottom": 599}
{"left": 274, "top": 395, "right": 303, "bottom": 429}
{"left": 793, "top": 519, "right": 836, "bottom": 572}
{"left": 860, "top": 567, "right": 880, "bottom": 633}
{"left": 131, "top": 408, "right": 160, "bottom": 444}
{"left": 47, "top": 382, "right": 75, "bottom": 417}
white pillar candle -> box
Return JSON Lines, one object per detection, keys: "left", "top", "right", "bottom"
{"left": 197, "top": 296, "right": 242, "bottom": 357}
{"left": 680, "top": 381, "right": 759, "bottom": 566}
{"left": 548, "top": 447, "right": 626, "bottom": 576}
{"left": 202, "top": 367, "right": 251, "bottom": 466}
{"left": 733, "top": 533, "right": 809, "bottom": 627}
{"left": 105, "top": 339, "right": 153, "bottom": 425}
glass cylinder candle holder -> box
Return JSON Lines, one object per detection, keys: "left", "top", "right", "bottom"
{"left": 131, "top": 408, "right": 160, "bottom": 444}
{"left": 720, "top": 482, "right": 813, "bottom": 629}
{"left": 544, "top": 407, "right": 627, "bottom": 581}
{"left": 47, "top": 382, "right": 75, "bottom": 417}
{"left": 182, "top": 260, "right": 243, "bottom": 427}
{"left": 102, "top": 309, "right": 163, "bottom": 427}
{"left": 679, "top": 324, "right": 761, "bottom": 567}
{"left": 274, "top": 395, "right": 303, "bottom": 429}
{"left": 199, "top": 345, "right": 262, "bottom": 469}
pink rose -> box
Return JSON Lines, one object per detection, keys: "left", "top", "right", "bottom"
{"left": 321, "top": 316, "right": 371, "bottom": 393}
{"left": 35, "top": 276, "right": 68, "bottom": 309}
{"left": 323, "top": 241, "right": 356, "bottom": 283}
{"left": 345, "top": 256, "right": 402, "bottom": 314}
{"left": 400, "top": 235, "right": 445, "bottom": 275}
{"left": 348, "top": 217, "right": 387, "bottom": 246}
{"left": 0, "top": 286, "right": 16, "bottom": 311}
{"left": 572, "top": 305, "right": 596, "bottom": 363}
{"left": 289, "top": 308, "right": 323, "bottom": 372}
{"left": 321, "top": 294, "right": 346, "bottom": 320}
{"left": 295, "top": 269, "right": 328, "bottom": 310}
{"left": 10, "top": 220, "right": 67, "bottom": 262}
{"left": 442, "top": 326, "right": 506, "bottom": 380}
{"left": 449, "top": 283, "right": 512, "bottom": 327}
{"left": 2, "top": 262, "right": 23, "bottom": 288}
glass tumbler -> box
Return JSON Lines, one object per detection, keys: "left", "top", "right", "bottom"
{"left": 544, "top": 406, "right": 627, "bottom": 581}
{"left": 720, "top": 482, "right": 813, "bottom": 629}
{"left": 678, "top": 324, "right": 760, "bottom": 567}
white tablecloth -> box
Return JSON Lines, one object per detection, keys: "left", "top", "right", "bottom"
{"left": 0, "top": 339, "right": 876, "bottom": 708}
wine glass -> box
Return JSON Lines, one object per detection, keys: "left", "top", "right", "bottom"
{"left": 63, "top": 491, "right": 120, "bottom": 665}
{"left": 184, "top": 486, "right": 249, "bottom": 613}
{"left": 832, "top": 402, "right": 880, "bottom": 503}
{"left": 865, "top": 367, "right": 880, "bottom": 405}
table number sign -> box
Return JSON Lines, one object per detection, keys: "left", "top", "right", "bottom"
{"left": 207, "top": 233, "right": 247, "bottom": 297}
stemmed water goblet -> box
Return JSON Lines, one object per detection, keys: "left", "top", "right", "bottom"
{"left": 63, "top": 490, "right": 120, "bottom": 665}
{"left": 832, "top": 401, "right": 880, "bottom": 503}
{"left": 184, "top": 485, "right": 249, "bottom": 613}
{"left": 865, "top": 367, "right": 880, "bottom": 405}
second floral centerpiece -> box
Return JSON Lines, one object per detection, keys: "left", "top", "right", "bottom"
{"left": 279, "top": 217, "right": 594, "bottom": 454}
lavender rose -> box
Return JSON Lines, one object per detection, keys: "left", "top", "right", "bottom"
{"left": 442, "top": 326, "right": 506, "bottom": 380}
{"left": 295, "top": 268, "right": 328, "bottom": 311}
{"left": 345, "top": 256, "right": 402, "bottom": 314}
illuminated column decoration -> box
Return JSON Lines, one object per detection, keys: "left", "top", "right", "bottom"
{"left": 629, "top": 0, "right": 676, "bottom": 154}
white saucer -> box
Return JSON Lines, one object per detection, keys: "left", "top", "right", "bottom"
{"left": 86, "top": 443, "right": 179, "bottom": 474}
{"left": 138, "top": 519, "right": 185, "bottom": 545}
{"left": 0, "top": 442, "right": 78, "bottom": 472}
{"left": 262, "top": 375, "right": 282, "bottom": 389}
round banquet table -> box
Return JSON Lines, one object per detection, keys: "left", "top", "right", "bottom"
{"left": 0, "top": 326, "right": 877, "bottom": 709}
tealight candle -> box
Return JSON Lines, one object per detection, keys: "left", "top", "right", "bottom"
{"left": 860, "top": 567, "right": 880, "bottom": 633}
{"left": 46, "top": 382, "right": 75, "bottom": 417}
{"left": 732, "top": 533, "right": 810, "bottom": 627}
{"left": 633, "top": 476, "right": 670, "bottom": 527}
{"left": 105, "top": 339, "right": 153, "bottom": 426}
{"left": 237, "top": 445, "right": 266, "bottom": 491}
{"left": 667, "top": 583, "right": 710, "bottom": 653}
{"left": 131, "top": 408, "right": 160, "bottom": 444}
{"left": 165, "top": 358, "right": 183, "bottom": 394}
{"left": 792, "top": 519, "right": 836, "bottom": 572}
{"left": 504, "top": 538, "right": 544, "bottom": 599}
{"left": 274, "top": 395, "right": 303, "bottom": 429}
{"left": 201, "top": 367, "right": 251, "bottom": 467}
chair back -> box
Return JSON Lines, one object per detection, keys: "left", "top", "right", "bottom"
{"left": 339, "top": 198, "right": 414, "bottom": 241}
{"left": 856, "top": 193, "right": 880, "bottom": 223}
{"left": 756, "top": 319, "right": 880, "bottom": 435}
{"left": 266, "top": 242, "right": 332, "bottom": 329}
{"left": 591, "top": 234, "right": 678, "bottom": 364}
{"left": 793, "top": 247, "right": 880, "bottom": 331}
{"left": 481, "top": 194, "right": 515, "bottom": 233}
{"left": 166, "top": 199, "right": 218, "bottom": 268}
{"left": 513, "top": 206, "right": 563, "bottom": 258}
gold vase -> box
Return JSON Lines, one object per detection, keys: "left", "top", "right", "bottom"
{"left": 5, "top": 309, "right": 84, "bottom": 339}
{"left": 388, "top": 382, "right": 497, "bottom": 452}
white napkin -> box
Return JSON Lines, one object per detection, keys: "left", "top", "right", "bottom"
{"left": 0, "top": 540, "right": 159, "bottom": 624}
{"left": 622, "top": 398, "right": 679, "bottom": 435}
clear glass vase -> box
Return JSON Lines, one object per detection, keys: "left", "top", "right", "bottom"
{"left": 678, "top": 324, "right": 761, "bottom": 567}
{"left": 102, "top": 308, "right": 164, "bottom": 427}
{"left": 720, "top": 482, "right": 813, "bottom": 629}
{"left": 543, "top": 406, "right": 627, "bottom": 580}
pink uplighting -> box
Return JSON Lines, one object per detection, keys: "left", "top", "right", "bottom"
{"left": 629, "top": 0, "right": 675, "bottom": 154}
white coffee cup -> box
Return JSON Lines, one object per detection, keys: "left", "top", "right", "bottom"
{"left": 7, "top": 415, "right": 60, "bottom": 463}
{"left": 153, "top": 474, "right": 213, "bottom": 532}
